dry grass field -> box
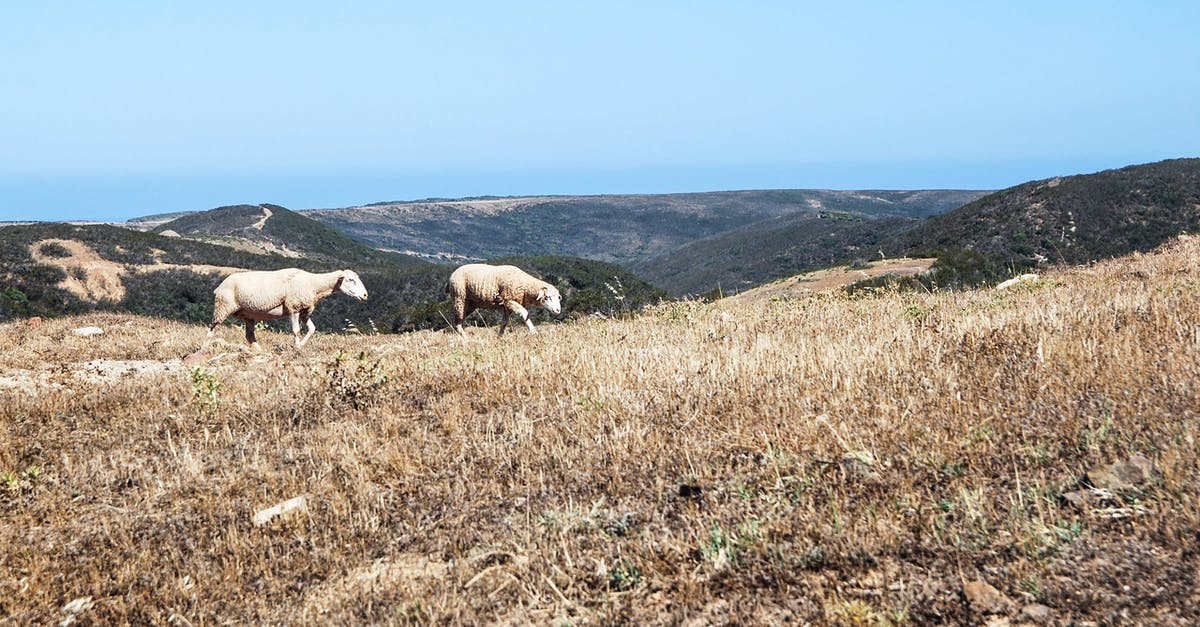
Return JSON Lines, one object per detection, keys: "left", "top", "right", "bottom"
{"left": 3, "top": 237, "right": 1199, "bottom": 625}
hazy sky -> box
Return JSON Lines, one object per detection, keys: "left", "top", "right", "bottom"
{"left": 3, "top": 2, "right": 1198, "bottom": 221}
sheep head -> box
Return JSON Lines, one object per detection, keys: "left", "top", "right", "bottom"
{"left": 337, "top": 271, "right": 369, "bottom": 301}
{"left": 538, "top": 285, "right": 561, "bottom": 314}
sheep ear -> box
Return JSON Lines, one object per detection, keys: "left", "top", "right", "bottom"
{"left": 538, "top": 287, "right": 548, "bottom": 301}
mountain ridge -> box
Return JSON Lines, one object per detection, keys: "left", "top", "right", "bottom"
{"left": 302, "top": 189, "right": 989, "bottom": 267}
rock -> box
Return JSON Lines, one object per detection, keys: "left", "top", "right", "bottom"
{"left": 26, "top": 316, "right": 42, "bottom": 327}
{"left": 1061, "top": 490, "right": 1089, "bottom": 509}
{"left": 61, "top": 596, "right": 95, "bottom": 625}
{"left": 252, "top": 495, "right": 308, "bottom": 526}
{"left": 1086, "top": 454, "right": 1155, "bottom": 492}
{"left": 995, "top": 273, "right": 1039, "bottom": 290}
{"left": 1022, "top": 603, "right": 1052, "bottom": 624}
{"left": 964, "top": 579, "right": 1013, "bottom": 614}
{"left": 182, "top": 350, "right": 211, "bottom": 366}
{"left": 841, "top": 450, "right": 882, "bottom": 482}
{"left": 71, "top": 326, "right": 104, "bottom": 337}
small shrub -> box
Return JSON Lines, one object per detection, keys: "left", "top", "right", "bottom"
{"left": 190, "top": 366, "right": 221, "bottom": 418}
{"left": 318, "top": 350, "right": 390, "bottom": 411}
{"left": 38, "top": 242, "right": 72, "bottom": 258}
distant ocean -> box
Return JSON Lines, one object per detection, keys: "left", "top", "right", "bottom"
{"left": 0, "top": 157, "right": 1127, "bottom": 223}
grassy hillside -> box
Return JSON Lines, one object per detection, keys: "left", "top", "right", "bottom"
{"left": 887, "top": 158, "right": 1200, "bottom": 274}
{"left": 3, "top": 236, "right": 1197, "bottom": 623}
{"left": 303, "top": 189, "right": 987, "bottom": 266}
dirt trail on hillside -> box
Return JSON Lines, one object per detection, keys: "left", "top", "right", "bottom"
{"left": 250, "top": 205, "right": 273, "bottom": 230}
{"left": 29, "top": 239, "right": 250, "bottom": 304}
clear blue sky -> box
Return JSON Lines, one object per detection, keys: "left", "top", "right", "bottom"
{"left": 3, "top": 1, "right": 1198, "bottom": 221}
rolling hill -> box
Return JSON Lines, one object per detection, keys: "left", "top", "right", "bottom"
{"left": 150, "top": 204, "right": 425, "bottom": 267}
{"left": 302, "top": 189, "right": 988, "bottom": 268}
{"left": 632, "top": 211, "right": 921, "bottom": 297}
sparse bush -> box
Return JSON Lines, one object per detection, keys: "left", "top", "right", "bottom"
{"left": 37, "top": 242, "right": 71, "bottom": 258}
{"left": 189, "top": 366, "right": 220, "bottom": 417}
{"left": 317, "top": 350, "right": 389, "bottom": 411}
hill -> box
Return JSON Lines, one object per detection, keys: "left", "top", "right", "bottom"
{"left": 151, "top": 204, "right": 424, "bottom": 267}
{"left": 886, "top": 158, "right": 1200, "bottom": 273}
{"left": 302, "top": 189, "right": 987, "bottom": 267}
{"left": 632, "top": 211, "right": 921, "bottom": 297}
{"left": 3, "top": 236, "right": 1197, "bottom": 623}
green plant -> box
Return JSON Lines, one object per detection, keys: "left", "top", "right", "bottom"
{"left": 608, "top": 560, "right": 642, "bottom": 591}
{"left": 701, "top": 519, "right": 762, "bottom": 570}
{"left": 2, "top": 286, "right": 28, "bottom": 305}
{"left": 190, "top": 366, "right": 221, "bottom": 417}
{"left": 38, "top": 242, "right": 72, "bottom": 258}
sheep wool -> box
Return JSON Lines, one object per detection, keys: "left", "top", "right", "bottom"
{"left": 445, "top": 263, "right": 562, "bottom": 335}
{"left": 208, "top": 268, "right": 368, "bottom": 349}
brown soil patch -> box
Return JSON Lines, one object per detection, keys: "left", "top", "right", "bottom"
{"left": 29, "top": 239, "right": 128, "bottom": 302}
{"left": 725, "top": 257, "right": 936, "bottom": 304}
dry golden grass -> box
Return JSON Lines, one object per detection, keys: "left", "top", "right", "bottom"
{"left": 3, "top": 237, "right": 1199, "bottom": 624}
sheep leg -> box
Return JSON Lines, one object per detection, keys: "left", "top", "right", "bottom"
{"left": 244, "top": 319, "right": 262, "bottom": 351}
{"left": 453, "top": 301, "right": 473, "bottom": 336}
{"left": 498, "top": 310, "right": 511, "bottom": 336}
{"left": 503, "top": 301, "right": 535, "bottom": 335}
{"left": 295, "top": 311, "right": 316, "bottom": 348}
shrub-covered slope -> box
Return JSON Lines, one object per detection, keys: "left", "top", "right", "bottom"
{"left": 887, "top": 158, "right": 1200, "bottom": 269}
{"left": 633, "top": 212, "right": 920, "bottom": 297}
{"left": 153, "top": 204, "right": 425, "bottom": 267}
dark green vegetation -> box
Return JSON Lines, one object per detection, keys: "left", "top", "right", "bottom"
{"left": 304, "top": 190, "right": 987, "bottom": 271}
{"left": 885, "top": 158, "right": 1200, "bottom": 285}
{"left": 0, "top": 215, "right": 664, "bottom": 335}
{"left": 0, "top": 222, "right": 293, "bottom": 321}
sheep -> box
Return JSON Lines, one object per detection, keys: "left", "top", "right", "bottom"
{"left": 207, "top": 268, "right": 369, "bottom": 349}
{"left": 445, "top": 263, "right": 561, "bottom": 336}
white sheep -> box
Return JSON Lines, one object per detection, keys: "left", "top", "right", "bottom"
{"left": 207, "top": 268, "right": 369, "bottom": 349}
{"left": 445, "top": 263, "right": 562, "bottom": 335}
